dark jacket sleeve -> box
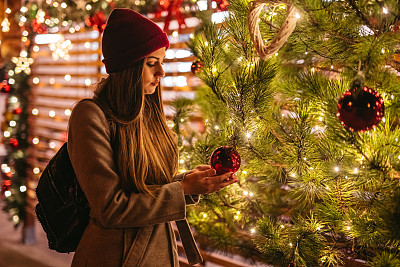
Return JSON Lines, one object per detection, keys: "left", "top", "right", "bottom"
{"left": 67, "top": 100, "right": 186, "bottom": 228}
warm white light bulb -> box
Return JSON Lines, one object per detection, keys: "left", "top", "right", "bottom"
{"left": 33, "top": 77, "right": 40, "bottom": 84}
{"left": 383, "top": 7, "right": 388, "bottom": 14}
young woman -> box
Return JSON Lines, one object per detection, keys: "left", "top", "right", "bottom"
{"left": 67, "top": 8, "right": 237, "bottom": 266}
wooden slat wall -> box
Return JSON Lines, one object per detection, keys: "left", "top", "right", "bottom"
{"left": 26, "top": 30, "right": 102, "bottom": 213}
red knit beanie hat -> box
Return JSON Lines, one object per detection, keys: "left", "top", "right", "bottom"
{"left": 102, "top": 8, "right": 169, "bottom": 74}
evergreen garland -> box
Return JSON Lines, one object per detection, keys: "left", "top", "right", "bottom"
{"left": 0, "top": 49, "right": 33, "bottom": 227}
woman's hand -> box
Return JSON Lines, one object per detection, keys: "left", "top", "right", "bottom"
{"left": 180, "top": 165, "right": 238, "bottom": 195}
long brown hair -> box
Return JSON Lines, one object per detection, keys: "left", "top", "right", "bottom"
{"left": 94, "top": 59, "right": 178, "bottom": 195}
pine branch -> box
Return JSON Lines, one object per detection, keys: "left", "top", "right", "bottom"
{"left": 346, "top": 0, "right": 378, "bottom": 35}
{"left": 302, "top": 3, "right": 357, "bottom": 45}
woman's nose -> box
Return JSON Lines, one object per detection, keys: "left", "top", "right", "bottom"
{"left": 155, "top": 64, "right": 165, "bottom": 78}
{"left": 155, "top": 67, "right": 165, "bottom": 78}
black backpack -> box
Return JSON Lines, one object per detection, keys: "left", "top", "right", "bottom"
{"left": 35, "top": 142, "right": 90, "bottom": 253}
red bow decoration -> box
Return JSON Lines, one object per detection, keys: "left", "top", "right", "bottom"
{"left": 32, "top": 18, "right": 47, "bottom": 34}
{"left": 85, "top": 11, "right": 106, "bottom": 33}
{"left": 160, "top": 0, "right": 187, "bottom": 32}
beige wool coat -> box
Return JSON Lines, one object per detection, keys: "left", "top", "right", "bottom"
{"left": 67, "top": 100, "right": 202, "bottom": 267}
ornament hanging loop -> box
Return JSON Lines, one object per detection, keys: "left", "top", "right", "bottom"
{"left": 351, "top": 70, "right": 365, "bottom": 99}
{"left": 248, "top": 0, "right": 299, "bottom": 60}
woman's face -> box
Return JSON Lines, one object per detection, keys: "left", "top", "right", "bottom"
{"left": 142, "top": 47, "right": 166, "bottom": 95}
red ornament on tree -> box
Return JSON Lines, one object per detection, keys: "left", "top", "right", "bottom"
{"left": 1, "top": 180, "right": 11, "bottom": 193}
{"left": 191, "top": 59, "right": 203, "bottom": 74}
{"left": 85, "top": 11, "right": 106, "bottom": 33}
{"left": 337, "top": 85, "right": 384, "bottom": 132}
{"left": 215, "top": 0, "right": 230, "bottom": 11}
{"left": 13, "top": 107, "right": 22, "bottom": 115}
{"left": 9, "top": 138, "right": 19, "bottom": 148}
{"left": 210, "top": 146, "right": 241, "bottom": 175}
{"left": 0, "top": 80, "right": 10, "bottom": 93}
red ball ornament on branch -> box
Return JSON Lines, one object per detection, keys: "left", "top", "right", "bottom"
{"left": 0, "top": 80, "right": 10, "bottom": 93}
{"left": 337, "top": 85, "right": 384, "bottom": 132}
{"left": 215, "top": 0, "right": 230, "bottom": 11}
{"left": 13, "top": 107, "right": 22, "bottom": 115}
{"left": 1, "top": 180, "right": 11, "bottom": 193}
{"left": 191, "top": 59, "right": 203, "bottom": 74}
{"left": 210, "top": 146, "right": 241, "bottom": 175}
{"left": 9, "top": 138, "right": 19, "bottom": 148}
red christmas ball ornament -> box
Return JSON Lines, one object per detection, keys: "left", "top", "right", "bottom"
{"left": 210, "top": 146, "right": 241, "bottom": 175}
{"left": 191, "top": 59, "right": 203, "bottom": 74}
{"left": 0, "top": 80, "right": 10, "bottom": 93}
{"left": 85, "top": 11, "right": 106, "bottom": 33}
{"left": 9, "top": 138, "right": 19, "bottom": 148}
{"left": 1, "top": 180, "right": 11, "bottom": 192}
{"left": 215, "top": 0, "right": 230, "bottom": 11}
{"left": 337, "top": 86, "right": 384, "bottom": 132}
{"left": 13, "top": 107, "right": 22, "bottom": 115}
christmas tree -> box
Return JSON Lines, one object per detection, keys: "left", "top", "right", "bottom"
{"left": 177, "top": 0, "right": 400, "bottom": 266}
